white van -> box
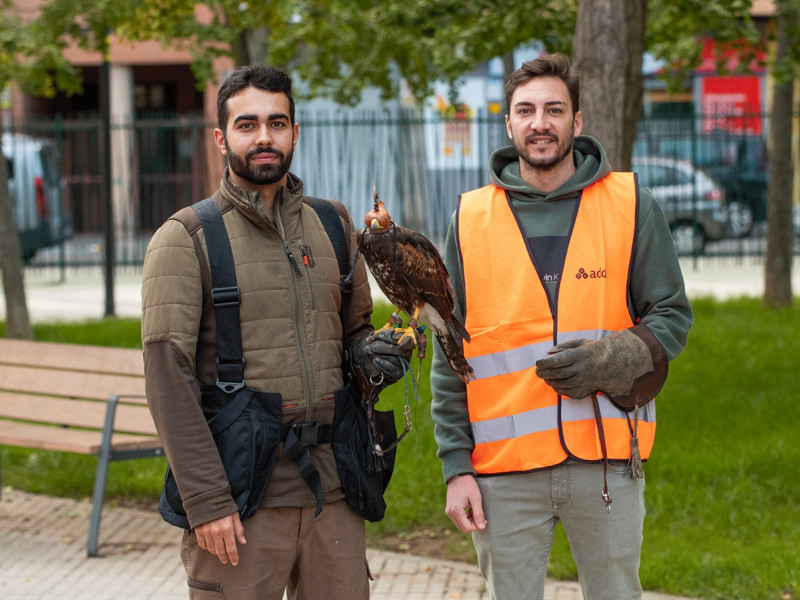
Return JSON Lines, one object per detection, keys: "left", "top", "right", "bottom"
{"left": 2, "top": 133, "right": 68, "bottom": 261}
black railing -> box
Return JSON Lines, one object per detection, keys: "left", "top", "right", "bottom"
{"left": 5, "top": 110, "right": 796, "bottom": 276}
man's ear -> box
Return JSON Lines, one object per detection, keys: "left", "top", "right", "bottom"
{"left": 213, "top": 129, "right": 227, "bottom": 156}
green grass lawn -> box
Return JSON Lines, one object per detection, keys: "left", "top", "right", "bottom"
{"left": 2, "top": 296, "right": 799, "bottom": 599}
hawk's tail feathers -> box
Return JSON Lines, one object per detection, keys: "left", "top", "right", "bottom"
{"left": 446, "top": 314, "right": 471, "bottom": 343}
{"left": 435, "top": 331, "right": 475, "bottom": 384}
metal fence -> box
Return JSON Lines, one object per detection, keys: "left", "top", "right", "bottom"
{"left": 6, "top": 109, "right": 796, "bottom": 278}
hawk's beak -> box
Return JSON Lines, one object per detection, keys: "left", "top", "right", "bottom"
{"left": 370, "top": 218, "right": 384, "bottom": 231}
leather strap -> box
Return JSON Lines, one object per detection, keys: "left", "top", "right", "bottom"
{"left": 591, "top": 393, "right": 613, "bottom": 511}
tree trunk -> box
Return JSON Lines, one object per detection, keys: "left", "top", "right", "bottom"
{"left": 0, "top": 144, "right": 33, "bottom": 339}
{"left": 502, "top": 51, "right": 516, "bottom": 92}
{"left": 572, "top": 0, "right": 646, "bottom": 171}
{"left": 764, "top": 4, "right": 796, "bottom": 309}
{"left": 237, "top": 26, "right": 270, "bottom": 65}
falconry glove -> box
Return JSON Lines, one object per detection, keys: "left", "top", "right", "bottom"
{"left": 534, "top": 325, "right": 667, "bottom": 410}
{"left": 351, "top": 329, "right": 416, "bottom": 394}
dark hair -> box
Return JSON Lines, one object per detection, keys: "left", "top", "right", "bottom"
{"left": 216, "top": 65, "right": 295, "bottom": 131}
{"left": 504, "top": 53, "right": 580, "bottom": 115}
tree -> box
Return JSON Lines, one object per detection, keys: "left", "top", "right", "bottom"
{"left": 119, "top": 0, "right": 577, "bottom": 106}
{"left": 0, "top": 136, "right": 31, "bottom": 339}
{"left": 573, "top": 0, "right": 646, "bottom": 171}
{"left": 1, "top": 13, "right": 31, "bottom": 340}
{"left": 764, "top": 0, "right": 798, "bottom": 308}
{"left": 646, "top": 0, "right": 763, "bottom": 91}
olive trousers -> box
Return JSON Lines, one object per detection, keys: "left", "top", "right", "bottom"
{"left": 473, "top": 460, "right": 646, "bottom": 600}
{"left": 180, "top": 499, "right": 370, "bottom": 600}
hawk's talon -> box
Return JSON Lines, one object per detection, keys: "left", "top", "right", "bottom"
{"left": 396, "top": 327, "right": 418, "bottom": 350}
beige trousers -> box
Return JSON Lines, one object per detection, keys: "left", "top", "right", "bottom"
{"left": 180, "top": 499, "right": 370, "bottom": 600}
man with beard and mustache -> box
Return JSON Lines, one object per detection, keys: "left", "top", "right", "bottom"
{"left": 430, "top": 54, "right": 692, "bottom": 599}
{"left": 141, "top": 65, "right": 412, "bottom": 599}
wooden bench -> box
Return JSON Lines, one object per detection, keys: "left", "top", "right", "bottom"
{"left": 0, "top": 338, "right": 163, "bottom": 557}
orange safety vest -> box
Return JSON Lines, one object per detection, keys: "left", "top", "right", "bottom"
{"left": 458, "top": 173, "right": 656, "bottom": 475}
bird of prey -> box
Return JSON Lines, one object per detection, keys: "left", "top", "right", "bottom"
{"left": 357, "top": 185, "right": 474, "bottom": 383}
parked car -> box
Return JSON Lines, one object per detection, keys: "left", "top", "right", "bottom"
{"left": 634, "top": 133, "right": 767, "bottom": 238}
{"left": 721, "top": 136, "right": 767, "bottom": 238}
{"left": 2, "top": 133, "right": 69, "bottom": 261}
{"left": 632, "top": 156, "right": 728, "bottom": 255}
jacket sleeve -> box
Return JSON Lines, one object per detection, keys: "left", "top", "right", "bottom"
{"left": 631, "top": 188, "right": 693, "bottom": 361}
{"left": 141, "top": 219, "right": 238, "bottom": 528}
{"left": 430, "top": 212, "right": 476, "bottom": 483}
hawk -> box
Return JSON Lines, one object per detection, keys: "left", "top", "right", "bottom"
{"left": 357, "top": 187, "right": 474, "bottom": 383}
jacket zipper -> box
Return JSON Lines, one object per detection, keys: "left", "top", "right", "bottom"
{"left": 277, "top": 204, "right": 315, "bottom": 422}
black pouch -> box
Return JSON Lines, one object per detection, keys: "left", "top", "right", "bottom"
{"left": 332, "top": 384, "right": 397, "bottom": 522}
{"left": 158, "top": 383, "right": 282, "bottom": 529}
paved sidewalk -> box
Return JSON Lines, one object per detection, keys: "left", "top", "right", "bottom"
{"left": 0, "top": 489, "right": 695, "bottom": 600}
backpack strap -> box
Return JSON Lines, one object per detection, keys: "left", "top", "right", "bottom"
{"left": 192, "top": 198, "right": 245, "bottom": 392}
{"left": 305, "top": 196, "right": 357, "bottom": 346}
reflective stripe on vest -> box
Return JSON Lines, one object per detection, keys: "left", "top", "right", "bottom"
{"left": 458, "top": 173, "right": 656, "bottom": 474}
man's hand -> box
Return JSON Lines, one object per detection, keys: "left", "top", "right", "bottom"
{"left": 352, "top": 329, "right": 415, "bottom": 392}
{"left": 445, "top": 474, "right": 487, "bottom": 534}
{"left": 534, "top": 329, "right": 653, "bottom": 402}
{"left": 194, "top": 512, "right": 246, "bottom": 566}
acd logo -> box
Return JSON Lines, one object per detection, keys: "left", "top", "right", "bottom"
{"left": 575, "top": 267, "right": 607, "bottom": 279}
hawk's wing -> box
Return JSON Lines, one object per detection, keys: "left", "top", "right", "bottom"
{"left": 360, "top": 224, "right": 455, "bottom": 321}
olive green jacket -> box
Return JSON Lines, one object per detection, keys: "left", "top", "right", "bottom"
{"left": 142, "top": 171, "right": 373, "bottom": 528}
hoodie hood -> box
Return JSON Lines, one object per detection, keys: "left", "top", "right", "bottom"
{"left": 489, "top": 135, "right": 612, "bottom": 202}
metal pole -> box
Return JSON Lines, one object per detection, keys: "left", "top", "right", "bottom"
{"left": 101, "top": 49, "right": 115, "bottom": 317}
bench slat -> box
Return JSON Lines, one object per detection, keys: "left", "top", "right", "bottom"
{"left": 0, "top": 392, "right": 157, "bottom": 436}
{"left": 0, "top": 421, "right": 161, "bottom": 455}
{"left": 0, "top": 339, "right": 143, "bottom": 376}
{"left": 0, "top": 364, "right": 145, "bottom": 401}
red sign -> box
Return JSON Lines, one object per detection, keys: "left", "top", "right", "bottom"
{"left": 701, "top": 76, "right": 762, "bottom": 135}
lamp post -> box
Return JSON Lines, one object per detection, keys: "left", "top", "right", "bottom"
{"left": 100, "top": 34, "right": 115, "bottom": 317}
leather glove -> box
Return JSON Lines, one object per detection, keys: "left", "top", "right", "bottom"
{"left": 351, "top": 329, "right": 416, "bottom": 393}
{"left": 534, "top": 327, "right": 660, "bottom": 407}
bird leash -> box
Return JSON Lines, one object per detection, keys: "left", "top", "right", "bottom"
{"left": 366, "top": 356, "right": 419, "bottom": 462}
{"left": 365, "top": 322, "right": 426, "bottom": 470}
{"left": 591, "top": 393, "right": 645, "bottom": 512}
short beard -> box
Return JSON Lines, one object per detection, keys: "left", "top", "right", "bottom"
{"left": 225, "top": 140, "right": 294, "bottom": 185}
{"left": 515, "top": 125, "right": 575, "bottom": 171}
